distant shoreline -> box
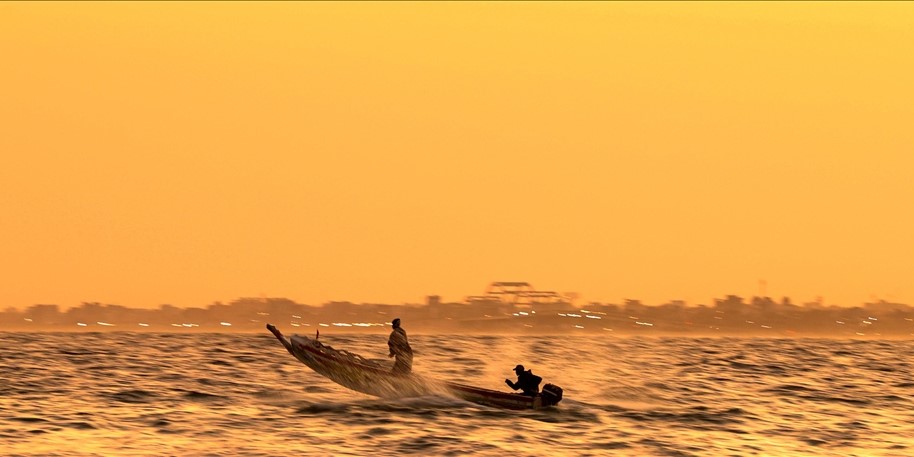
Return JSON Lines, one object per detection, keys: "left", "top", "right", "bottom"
{"left": 4, "top": 295, "right": 913, "bottom": 338}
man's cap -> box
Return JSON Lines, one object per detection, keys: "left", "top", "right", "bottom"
{"left": 513, "top": 364, "right": 524, "bottom": 372}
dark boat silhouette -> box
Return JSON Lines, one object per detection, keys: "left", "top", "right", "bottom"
{"left": 266, "top": 324, "right": 563, "bottom": 410}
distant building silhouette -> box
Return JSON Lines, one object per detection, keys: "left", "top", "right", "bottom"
{"left": 1, "top": 283, "right": 912, "bottom": 336}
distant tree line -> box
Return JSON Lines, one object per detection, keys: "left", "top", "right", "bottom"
{"left": 1, "top": 295, "right": 912, "bottom": 337}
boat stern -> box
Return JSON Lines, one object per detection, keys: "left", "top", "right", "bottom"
{"left": 540, "top": 383, "right": 563, "bottom": 407}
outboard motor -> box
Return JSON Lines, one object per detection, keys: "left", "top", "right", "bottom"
{"left": 540, "top": 383, "right": 564, "bottom": 407}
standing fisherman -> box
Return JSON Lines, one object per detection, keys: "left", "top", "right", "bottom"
{"left": 387, "top": 318, "right": 413, "bottom": 374}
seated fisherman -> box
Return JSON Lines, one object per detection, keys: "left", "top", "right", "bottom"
{"left": 505, "top": 364, "right": 541, "bottom": 396}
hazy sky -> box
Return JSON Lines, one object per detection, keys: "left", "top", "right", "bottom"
{"left": 1, "top": 3, "right": 912, "bottom": 310}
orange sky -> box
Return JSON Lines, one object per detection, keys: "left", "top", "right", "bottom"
{"left": 1, "top": 3, "right": 912, "bottom": 310}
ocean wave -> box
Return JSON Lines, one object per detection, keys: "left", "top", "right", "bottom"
{"left": 1, "top": 332, "right": 912, "bottom": 456}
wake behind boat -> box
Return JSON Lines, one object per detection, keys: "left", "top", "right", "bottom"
{"left": 266, "top": 324, "right": 563, "bottom": 410}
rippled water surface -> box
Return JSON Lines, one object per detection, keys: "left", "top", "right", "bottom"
{"left": 1, "top": 332, "right": 913, "bottom": 456}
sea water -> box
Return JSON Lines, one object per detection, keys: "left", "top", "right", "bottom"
{"left": 1, "top": 332, "right": 912, "bottom": 456}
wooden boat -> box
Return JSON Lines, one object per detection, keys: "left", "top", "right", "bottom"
{"left": 266, "top": 324, "right": 563, "bottom": 410}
